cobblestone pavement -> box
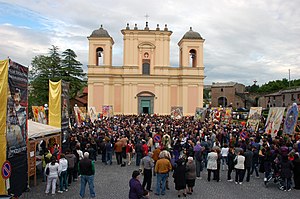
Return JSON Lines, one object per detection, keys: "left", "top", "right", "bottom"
{"left": 20, "top": 157, "right": 299, "bottom": 199}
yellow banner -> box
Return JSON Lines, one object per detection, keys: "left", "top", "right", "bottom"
{"left": 0, "top": 59, "right": 8, "bottom": 194}
{"left": 49, "top": 80, "right": 61, "bottom": 128}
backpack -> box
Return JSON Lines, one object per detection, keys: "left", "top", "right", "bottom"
{"left": 44, "top": 154, "right": 51, "bottom": 164}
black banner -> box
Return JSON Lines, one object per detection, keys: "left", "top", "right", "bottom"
{"left": 6, "top": 60, "right": 28, "bottom": 197}
{"left": 61, "top": 81, "right": 70, "bottom": 146}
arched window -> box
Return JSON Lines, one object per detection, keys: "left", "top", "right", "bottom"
{"left": 189, "top": 49, "right": 197, "bottom": 67}
{"left": 142, "top": 59, "right": 150, "bottom": 75}
{"left": 96, "top": 47, "right": 103, "bottom": 66}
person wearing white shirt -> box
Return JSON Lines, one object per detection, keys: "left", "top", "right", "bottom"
{"left": 58, "top": 154, "right": 68, "bottom": 193}
{"left": 221, "top": 144, "right": 229, "bottom": 170}
{"left": 234, "top": 151, "right": 245, "bottom": 184}
{"left": 45, "top": 156, "right": 61, "bottom": 195}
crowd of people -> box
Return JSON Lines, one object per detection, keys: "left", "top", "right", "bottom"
{"left": 39, "top": 113, "right": 300, "bottom": 198}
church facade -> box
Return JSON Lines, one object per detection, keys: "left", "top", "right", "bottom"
{"left": 87, "top": 22, "right": 205, "bottom": 115}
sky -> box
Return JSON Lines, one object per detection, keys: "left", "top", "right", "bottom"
{"left": 0, "top": 0, "right": 300, "bottom": 86}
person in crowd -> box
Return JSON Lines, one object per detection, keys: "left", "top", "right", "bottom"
{"left": 279, "top": 155, "right": 294, "bottom": 191}
{"left": 173, "top": 158, "right": 187, "bottom": 198}
{"left": 85, "top": 143, "right": 96, "bottom": 161}
{"left": 73, "top": 144, "right": 83, "bottom": 181}
{"left": 207, "top": 149, "right": 218, "bottom": 182}
{"left": 140, "top": 152, "right": 154, "bottom": 192}
{"left": 79, "top": 152, "right": 95, "bottom": 198}
{"left": 250, "top": 145, "right": 260, "bottom": 178}
{"left": 58, "top": 153, "right": 68, "bottom": 193}
{"left": 45, "top": 156, "right": 61, "bottom": 196}
{"left": 105, "top": 139, "right": 113, "bottom": 165}
{"left": 135, "top": 140, "right": 143, "bottom": 166}
{"left": 244, "top": 146, "right": 254, "bottom": 182}
{"left": 234, "top": 150, "right": 245, "bottom": 184}
{"left": 220, "top": 143, "right": 229, "bottom": 171}
{"left": 42, "top": 150, "right": 52, "bottom": 182}
{"left": 194, "top": 141, "right": 203, "bottom": 179}
{"left": 114, "top": 139, "right": 123, "bottom": 165}
{"left": 227, "top": 146, "right": 236, "bottom": 181}
{"left": 126, "top": 139, "right": 135, "bottom": 165}
{"left": 65, "top": 149, "right": 76, "bottom": 186}
{"left": 185, "top": 157, "right": 196, "bottom": 195}
{"left": 293, "top": 153, "right": 300, "bottom": 190}
{"left": 129, "top": 170, "right": 148, "bottom": 199}
{"left": 155, "top": 150, "right": 172, "bottom": 196}
{"left": 142, "top": 140, "right": 149, "bottom": 157}
{"left": 152, "top": 146, "right": 161, "bottom": 176}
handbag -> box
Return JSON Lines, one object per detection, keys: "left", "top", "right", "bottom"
{"left": 45, "top": 164, "right": 50, "bottom": 175}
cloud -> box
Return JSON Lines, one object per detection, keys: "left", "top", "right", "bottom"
{"left": 0, "top": 0, "right": 300, "bottom": 86}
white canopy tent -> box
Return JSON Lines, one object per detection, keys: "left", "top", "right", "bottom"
{"left": 28, "top": 120, "right": 61, "bottom": 139}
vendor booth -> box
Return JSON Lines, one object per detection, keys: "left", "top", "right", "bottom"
{"left": 27, "top": 120, "right": 61, "bottom": 186}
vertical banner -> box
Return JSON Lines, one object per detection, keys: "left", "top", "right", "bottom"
{"left": 247, "top": 107, "right": 262, "bottom": 132}
{"left": 49, "top": 80, "right": 61, "bottom": 128}
{"left": 79, "top": 107, "right": 87, "bottom": 121}
{"left": 284, "top": 103, "right": 299, "bottom": 135}
{"left": 61, "top": 81, "right": 70, "bottom": 143}
{"left": 88, "top": 107, "right": 97, "bottom": 123}
{"left": 102, "top": 105, "right": 113, "bottom": 117}
{"left": 194, "top": 107, "right": 206, "bottom": 122}
{"left": 0, "top": 59, "right": 8, "bottom": 194}
{"left": 211, "top": 107, "right": 223, "bottom": 122}
{"left": 171, "top": 106, "right": 183, "bottom": 119}
{"left": 265, "top": 107, "right": 285, "bottom": 138}
{"left": 6, "top": 60, "right": 28, "bottom": 197}
{"left": 74, "top": 106, "right": 82, "bottom": 126}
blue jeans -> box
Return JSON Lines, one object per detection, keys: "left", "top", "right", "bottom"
{"left": 80, "top": 175, "right": 95, "bottom": 198}
{"left": 106, "top": 151, "right": 112, "bottom": 165}
{"left": 59, "top": 170, "right": 68, "bottom": 191}
{"left": 156, "top": 173, "right": 167, "bottom": 195}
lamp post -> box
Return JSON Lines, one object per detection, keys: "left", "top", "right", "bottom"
{"left": 44, "top": 103, "right": 48, "bottom": 124}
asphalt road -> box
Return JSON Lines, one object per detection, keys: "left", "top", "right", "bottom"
{"left": 20, "top": 157, "right": 299, "bottom": 199}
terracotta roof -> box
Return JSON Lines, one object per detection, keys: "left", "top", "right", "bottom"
{"left": 74, "top": 97, "right": 87, "bottom": 105}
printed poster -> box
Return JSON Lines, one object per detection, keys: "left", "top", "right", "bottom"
{"left": 171, "top": 106, "right": 183, "bottom": 119}
{"left": 102, "top": 105, "right": 113, "bottom": 117}
{"left": 32, "top": 106, "right": 47, "bottom": 124}
{"left": 88, "top": 106, "right": 97, "bottom": 123}
{"left": 194, "top": 107, "right": 206, "bottom": 122}
{"left": 265, "top": 107, "right": 285, "bottom": 137}
{"left": 247, "top": 107, "right": 262, "bottom": 132}
{"left": 221, "top": 108, "right": 232, "bottom": 124}
{"left": 61, "top": 81, "right": 70, "bottom": 143}
{"left": 284, "top": 103, "right": 299, "bottom": 135}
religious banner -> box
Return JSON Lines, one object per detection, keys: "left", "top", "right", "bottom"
{"left": 0, "top": 59, "right": 8, "bottom": 194}
{"left": 61, "top": 81, "right": 70, "bottom": 143}
{"left": 79, "top": 107, "right": 87, "bottom": 121}
{"left": 194, "top": 107, "right": 206, "bottom": 122}
{"left": 49, "top": 80, "right": 61, "bottom": 128}
{"left": 32, "top": 106, "right": 47, "bottom": 124}
{"left": 221, "top": 108, "right": 232, "bottom": 124}
{"left": 265, "top": 107, "right": 285, "bottom": 138}
{"left": 284, "top": 103, "right": 299, "bottom": 135}
{"left": 6, "top": 60, "right": 28, "bottom": 197}
{"left": 88, "top": 106, "right": 97, "bottom": 123}
{"left": 210, "top": 107, "right": 223, "bottom": 122}
{"left": 74, "top": 106, "right": 83, "bottom": 126}
{"left": 247, "top": 107, "right": 262, "bottom": 132}
{"left": 102, "top": 105, "right": 113, "bottom": 117}
{"left": 171, "top": 106, "right": 183, "bottom": 119}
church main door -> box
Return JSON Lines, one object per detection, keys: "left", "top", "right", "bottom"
{"left": 137, "top": 91, "right": 155, "bottom": 115}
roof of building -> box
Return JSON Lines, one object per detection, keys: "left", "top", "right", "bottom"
{"left": 182, "top": 27, "right": 203, "bottom": 40}
{"left": 264, "top": 86, "right": 300, "bottom": 97}
{"left": 90, "top": 25, "right": 111, "bottom": 38}
{"left": 211, "top": 81, "right": 239, "bottom": 87}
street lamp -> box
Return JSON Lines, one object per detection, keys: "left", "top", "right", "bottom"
{"left": 44, "top": 103, "right": 48, "bottom": 124}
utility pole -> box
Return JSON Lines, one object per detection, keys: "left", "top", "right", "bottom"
{"left": 289, "top": 69, "right": 291, "bottom": 88}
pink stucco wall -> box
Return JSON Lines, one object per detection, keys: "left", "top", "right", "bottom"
{"left": 114, "top": 86, "right": 121, "bottom": 112}
{"left": 94, "top": 85, "right": 104, "bottom": 112}
{"left": 188, "top": 87, "right": 198, "bottom": 113}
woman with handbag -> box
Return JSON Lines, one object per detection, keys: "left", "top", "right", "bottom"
{"left": 45, "top": 156, "right": 61, "bottom": 196}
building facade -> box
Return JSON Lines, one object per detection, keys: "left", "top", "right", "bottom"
{"left": 87, "top": 23, "right": 205, "bottom": 115}
{"left": 263, "top": 87, "right": 300, "bottom": 108}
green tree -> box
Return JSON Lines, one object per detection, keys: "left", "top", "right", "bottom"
{"left": 29, "top": 46, "right": 86, "bottom": 109}
{"left": 61, "top": 49, "right": 86, "bottom": 98}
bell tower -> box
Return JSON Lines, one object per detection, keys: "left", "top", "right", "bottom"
{"left": 178, "top": 27, "right": 205, "bottom": 68}
{"left": 88, "top": 25, "right": 114, "bottom": 66}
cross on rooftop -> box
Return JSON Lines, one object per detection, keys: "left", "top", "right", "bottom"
{"left": 144, "top": 14, "right": 150, "bottom": 22}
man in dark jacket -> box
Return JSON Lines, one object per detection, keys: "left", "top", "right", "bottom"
{"left": 244, "top": 146, "right": 253, "bottom": 182}
{"left": 79, "top": 152, "right": 95, "bottom": 198}
{"left": 129, "top": 170, "right": 146, "bottom": 199}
